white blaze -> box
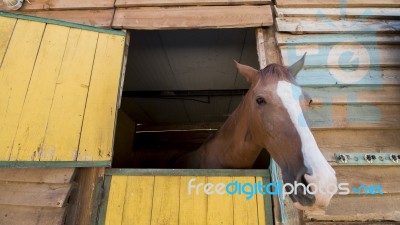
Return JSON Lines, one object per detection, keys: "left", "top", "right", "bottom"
{"left": 276, "top": 81, "right": 336, "bottom": 208}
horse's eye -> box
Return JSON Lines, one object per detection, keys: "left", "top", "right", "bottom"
{"left": 256, "top": 97, "right": 266, "bottom": 106}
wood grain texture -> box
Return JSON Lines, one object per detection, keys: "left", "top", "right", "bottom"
{"left": 121, "top": 176, "right": 154, "bottom": 225}
{"left": 104, "top": 176, "right": 127, "bottom": 225}
{"left": 304, "top": 194, "right": 400, "bottom": 221}
{"left": 232, "top": 176, "right": 259, "bottom": 225}
{"left": 280, "top": 45, "right": 400, "bottom": 68}
{"left": 276, "top": 17, "right": 400, "bottom": 33}
{"left": 0, "top": 205, "right": 66, "bottom": 225}
{"left": 305, "top": 104, "right": 400, "bottom": 129}
{"left": 333, "top": 166, "right": 400, "bottom": 194}
{"left": 276, "top": 33, "right": 400, "bottom": 45}
{"left": 77, "top": 33, "right": 125, "bottom": 162}
{"left": 65, "top": 168, "right": 105, "bottom": 225}
{"left": 0, "top": 17, "right": 16, "bottom": 67}
{"left": 112, "top": 5, "right": 273, "bottom": 29}
{"left": 179, "top": 176, "right": 207, "bottom": 225}
{"left": 18, "top": 10, "right": 115, "bottom": 28}
{"left": 151, "top": 176, "right": 180, "bottom": 225}
{"left": 256, "top": 27, "right": 282, "bottom": 69}
{"left": 0, "top": 20, "right": 45, "bottom": 161}
{"left": 0, "top": 168, "right": 75, "bottom": 183}
{"left": 9, "top": 24, "right": 70, "bottom": 161}
{"left": 115, "top": 0, "right": 270, "bottom": 7}
{"left": 275, "top": 6, "right": 400, "bottom": 19}
{"left": 313, "top": 129, "right": 400, "bottom": 162}
{"left": 256, "top": 177, "right": 267, "bottom": 225}
{"left": 275, "top": 0, "right": 400, "bottom": 8}
{"left": 207, "top": 176, "right": 234, "bottom": 225}
{"left": 0, "top": 181, "right": 71, "bottom": 207}
{"left": 37, "top": 29, "right": 98, "bottom": 162}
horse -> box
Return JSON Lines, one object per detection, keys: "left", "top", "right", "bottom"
{"left": 173, "top": 54, "right": 337, "bottom": 211}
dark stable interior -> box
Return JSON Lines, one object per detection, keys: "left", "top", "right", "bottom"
{"left": 112, "top": 29, "right": 270, "bottom": 169}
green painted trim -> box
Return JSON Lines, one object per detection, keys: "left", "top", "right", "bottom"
{"left": 105, "top": 168, "right": 270, "bottom": 177}
{"left": 0, "top": 11, "right": 125, "bottom": 36}
{"left": 335, "top": 153, "right": 400, "bottom": 166}
{"left": 262, "top": 175, "right": 275, "bottom": 225}
{"left": 0, "top": 160, "right": 111, "bottom": 168}
{"left": 97, "top": 176, "right": 112, "bottom": 225}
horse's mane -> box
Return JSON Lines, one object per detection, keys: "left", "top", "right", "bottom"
{"left": 260, "top": 63, "right": 294, "bottom": 82}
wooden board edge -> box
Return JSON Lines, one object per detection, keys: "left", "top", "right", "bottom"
{"left": 0, "top": 11, "right": 125, "bottom": 36}
{"left": 0, "top": 161, "right": 111, "bottom": 168}
{"left": 105, "top": 168, "right": 271, "bottom": 177}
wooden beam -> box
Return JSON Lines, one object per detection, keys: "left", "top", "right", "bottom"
{"left": 65, "top": 168, "right": 105, "bottom": 225}
{"left": 276, "top": 33, "right": 400, "bottom": 46}
{"left": 276, "top": 17, "right": 400, "bottom": 33}
{"left": 256, "top": 27, "right": 282, "bottom": 69}
{"left": 304, "top": 194, "right": 400, "bottom": 221}
{"left": 0, "top": 205, "right": 66, "bottom": 225}
{"left": 115, "top": 0, "right": 270, "bottom": 7}
{"left": 275, "top": 0, "right": 400, "bottom": 8}
{"left": 0, "top": 182, "right": 72, "bottom": 207}
{"left": 15, "top": 10, "right": 114, "bottom": 28}
{"left": 0, "top": 168, "right": 76, "bottom": 184}
{"left": 0, "top": 0, "right": 114, "bottom": 11}
{"left": 275, "top": 6, "right": 400, "bottom": 19}
{"left": 112, "top": 5, "right": 273, "bottom": 29}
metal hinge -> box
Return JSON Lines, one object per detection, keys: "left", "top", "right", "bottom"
{"left": 335, "top": 153, "right": 400, "bottom": 165}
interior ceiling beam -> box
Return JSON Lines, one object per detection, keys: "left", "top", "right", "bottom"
{"left": 122, "top": 89, "right": 248, "bottom": 98}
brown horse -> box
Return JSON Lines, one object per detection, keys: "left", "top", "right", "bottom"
{"left": 174, "top": 54, "right": 337, "bottom": 210}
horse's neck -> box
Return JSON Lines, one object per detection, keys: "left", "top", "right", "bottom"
{"left": 197, "top": 96, "right": 262, "bottom": 168}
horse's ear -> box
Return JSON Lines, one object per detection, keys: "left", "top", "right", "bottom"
{"left": 289, "top": 52, "right": 307, "bottom": 78}
{"left": 234, "top": 60, "right": 259, "bottom": 83}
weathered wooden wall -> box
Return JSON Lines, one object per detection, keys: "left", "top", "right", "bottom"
{"left": 256, "top": 0, "right": 400, "bottom": 224}
{"left": 0, "top": 0, "right": 274, "bottom": 29}
{"left": 0, "top": 168, "right": 76, "bottom": 225}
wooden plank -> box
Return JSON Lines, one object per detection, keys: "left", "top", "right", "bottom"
{"left": 256, "top": 177, "right": 267, "bottom": 225}
{"left": 150, "top": 176, "right": 180, "bottom": 225}
{"left": 77, "top": 33, "right": 125, "bottom": 162}
{"left": 0, "top": 0, "right": 114, "bottom": 11}
{"left": 18, "top": 10, "right": 114, "bottom": 28}
{"left": 303, "top": 86, "right": 400, "bottom": 104}
{"left": 333, "top": 166, "right": 400, "bottom": 194}
{"left": 0, "top": 168, "right": 75, "bottom": 184}
{"left": 115, "top": 0, "right": 270, "bottom": 7}
{"left": 304, "top": 194, "right": 400, "bottom": 221}
{"left": 306, "top": 222, "right": 399, "bottom": 225}
{"left": 280, "top": 45, "right": 400, "bottom": 68}
{"left": 276, "top": 17, "right": 400, "bottom": 33}
{"left": 0, "top": 181, "right": 71, "bottom": 207}
{"left": 276, "top": 33, "right": 400, "bottom": 46}
{"left": 35, "top": 29, "right": 98, "bottom": 162}
{"left": 104, "top": 176, "right": 127, "bottom": 225}
{"left": 275, "top": 6, "right": 400, "bottom": 19}
{"left": 0, "top": 205, "right": 66, "bottom": 225}
{"left": 276, "top": 0, "right": 400, "bottom": 8}
{"left": 106, "top": 169, "right": 269, "bottom": 177}
{"left": 313, "top": 129, "right": 400, "bottom": 161}
{"left": 65, "top": 168, "right": 105, "bottom": 225}
{"left": 112, "top": 5, "right": 273, "bottom": 29}
{"left": 207, "top": 177, "right": 234, "bottom": 225}
{"left": 296, "top": 68, "right": 400, "bottom": 85}
{"left": 232, "top": 176, "right": 259, "bottom": 225}
{"left": 9, "top": 24, "right": 70, "bottom": 161}
{"left": 121, "top": 176, "right": 155, "bottom": 225}
{"left": 0, "top": 20, "right": 45, "bottom": 161}
{"left": 0, "top": 17, "right": 16, "bottom": 67}
{"left": 179, "top": 176, "right": 207, "bottom": 225}
{"left": 305, "top": 104, "right": 400, "bottom": 129}
{"left": 256, "top": 27, "right": 282, "bottom": 69}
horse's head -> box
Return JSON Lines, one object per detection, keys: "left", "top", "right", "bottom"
{"left": 235, "top": 54, "right": 337, "bottom": 211}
